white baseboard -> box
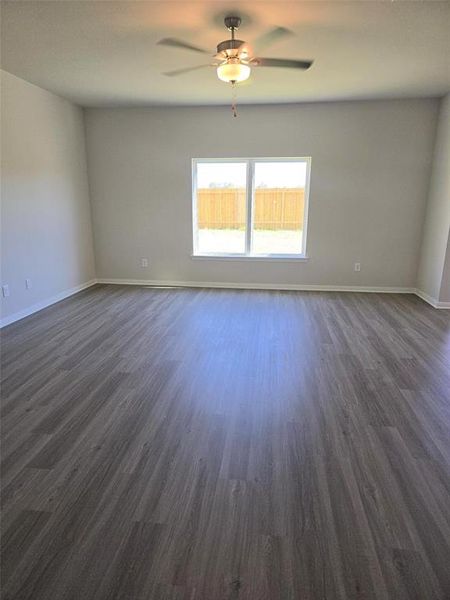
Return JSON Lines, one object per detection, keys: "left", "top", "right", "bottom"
{"left": 0, "top": 279, "right": 98, "bottom": 328}
{"left": 97, "top": 278, "right": 415, "bottom": 295}
{"left": 414, "top": 288, "right": 450, "bottom": 309}
{"left": 1, "top": 279, "right": 446, "bottom": 327}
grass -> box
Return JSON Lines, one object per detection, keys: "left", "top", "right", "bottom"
{"left": 197, "top": 229, "right": 303, "bottom": 255}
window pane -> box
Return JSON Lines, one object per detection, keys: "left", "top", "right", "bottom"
{"left": 252, "top": 161, "right": 306, "bottom": 255}
{"left": 196, "top": 162, "right": 247, "bottom": 254}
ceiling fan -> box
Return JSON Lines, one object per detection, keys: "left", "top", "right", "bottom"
{"left": 157, "top": 16, "right": 313, "bottom": 84}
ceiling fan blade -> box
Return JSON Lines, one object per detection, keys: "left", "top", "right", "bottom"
{"left": 157, "top": 38, "right": 209, "bottom": 54}
{"left": 163, "top": 64, "right": 212, "bottom": 77}
{"left": 252, "top": 57, "right": 313, "bottom": 70}
{"left": 253, "top": 26, "right": 294, "bottom": 52}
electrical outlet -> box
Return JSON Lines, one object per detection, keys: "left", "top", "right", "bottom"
{"left": 354, "top": 262, "right": 361, "bottom": 272}
{"left": 25, "top": 278, "right": 32, "bottom": 289}
{"left": 2, "top": 284, "right": 10, "bottom": 298}
{"left": 140, "top": 258, "right": 149, "bottom": 268}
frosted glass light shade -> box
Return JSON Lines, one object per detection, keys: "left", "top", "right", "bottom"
{"left": 217, "top": 61, "right": 251, "bottom": 83}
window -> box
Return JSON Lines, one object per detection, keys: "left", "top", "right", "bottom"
{"left": 192, "top": 158, "right": 311, "bottom": 258}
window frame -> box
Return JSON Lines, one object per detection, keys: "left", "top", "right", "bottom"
{"left": 191, "top": 157, "right": 311, "bottom": 260}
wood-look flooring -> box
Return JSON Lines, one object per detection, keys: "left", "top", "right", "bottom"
{"left": 1, "top": 284, "right": 450, "bottom": 600}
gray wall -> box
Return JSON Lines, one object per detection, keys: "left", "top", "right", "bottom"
{"left": 417, "top": 93, "right": 450, "bottom": 303}
{"left": 440, "top": 239, "right": 450, "bottom": 303}
{"left": 1, "top": 76, "right": 445, "bottom": 319}
{"left": 85, "top": 100, "right": 438, "bottom": 289}
{"left": 1, "top": 71, "right": 96, "bottom": 320}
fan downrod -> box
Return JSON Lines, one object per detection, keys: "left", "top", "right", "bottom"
{"left": 217, "top": 16, "right": 244, "bottom": 54}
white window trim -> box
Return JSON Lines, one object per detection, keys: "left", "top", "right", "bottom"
{"left": 191, "top": 157, "right": 312, "bottom": 259}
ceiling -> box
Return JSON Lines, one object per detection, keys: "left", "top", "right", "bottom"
{"left": 1, "top": 1, "right": 449, "bottom": 107}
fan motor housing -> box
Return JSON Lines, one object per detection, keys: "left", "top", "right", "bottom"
{"left": 217, "top": 39, "right": 245, "bottom": 55}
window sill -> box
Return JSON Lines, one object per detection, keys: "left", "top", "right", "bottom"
{"left": 191, "top": 254, "right": 309, "bottom": 262}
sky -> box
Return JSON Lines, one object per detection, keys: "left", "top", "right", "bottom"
{"left": 197, "top": 161, "right": 307, "bottom": 188}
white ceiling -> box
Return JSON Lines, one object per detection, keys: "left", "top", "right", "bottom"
{"left": 1, "top": 1, "right": 449, "bottom": 107}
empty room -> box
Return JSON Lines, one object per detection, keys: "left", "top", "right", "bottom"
{"left": 1, "top": 1, "right": 450, "bottom": 598}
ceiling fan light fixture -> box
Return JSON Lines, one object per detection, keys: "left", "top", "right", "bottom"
{"left": 217, "top": 60, "right": 250, "bottom": 83}
{"left": 159, "top": 15, "right": 313, "bottom": 116}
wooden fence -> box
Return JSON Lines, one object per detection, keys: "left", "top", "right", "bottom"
{"left": 197, "top": 188, "right": 305, "bottom": 230}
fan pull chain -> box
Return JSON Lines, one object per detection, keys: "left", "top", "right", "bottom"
{"left": 231, "top": 81, "right": 238, "bottom": 118}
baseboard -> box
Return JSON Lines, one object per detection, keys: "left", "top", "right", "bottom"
{"left": 97, "top": 278, "right": 415, "bottom": 295}
{"left": 0, "top": 279, "right": 98, "bottom": 328}
{"left": 2, "top": 280, "right": 445, "bottom": 327}
{"left": 414, "top": 288, "right": 450, "bottom": 309}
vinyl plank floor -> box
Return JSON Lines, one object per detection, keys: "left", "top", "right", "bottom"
{"left": 1, "top": 285, "right": 450, "bottom": 600}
